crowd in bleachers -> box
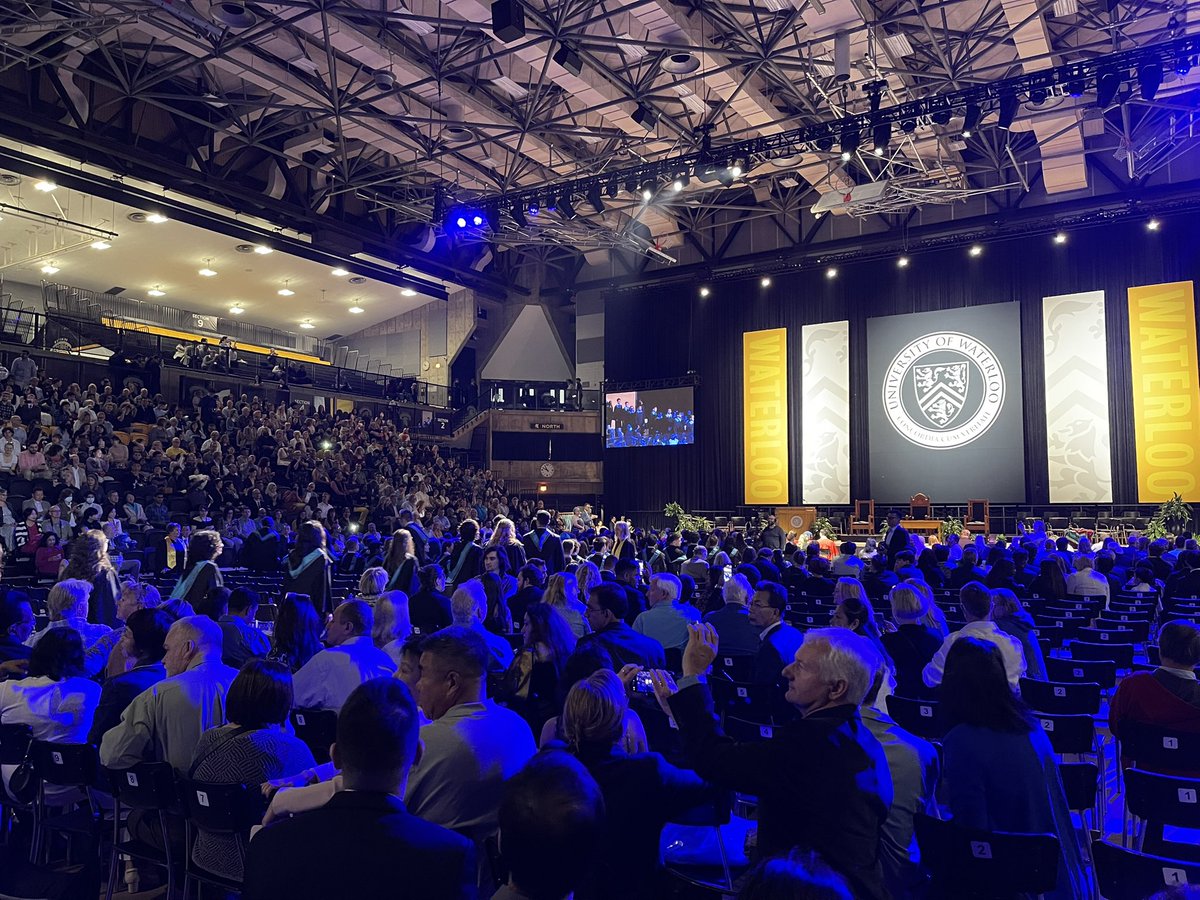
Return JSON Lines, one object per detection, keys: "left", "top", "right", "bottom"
{"left": 0, "top": 343, "right": 1198, "bottom": 898}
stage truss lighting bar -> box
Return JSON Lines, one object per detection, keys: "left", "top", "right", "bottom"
{"left": 474, "top": 37, "right": 1200, "bottom": 215}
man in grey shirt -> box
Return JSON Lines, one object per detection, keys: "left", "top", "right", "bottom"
{"left": 100, "top": 615, "right": 239, "bottom": 774}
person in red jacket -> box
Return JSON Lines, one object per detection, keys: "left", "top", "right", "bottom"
{"left": 1110, "top": 619, "right": 1200, "bottom": 776}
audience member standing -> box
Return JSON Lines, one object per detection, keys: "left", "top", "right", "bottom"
{"left": 62, "top": 529, "right": 121, "bottom": 626}
{"left": 292, "top": 600, "right": 396, "bottom": 711}
{"left": 284, "top": 521, "right": 332, "bottom": 614}
{"left": 243, "top": 679, "right": 475, "bottom": 900}
{"left": 169, "top": 529, "right": 224, "bottom": 614}
{"left": 522, "top": 510, "right": 565, "bottom": 574}
{"left": 447, "top": 519, "right": 484, "bottom": 592}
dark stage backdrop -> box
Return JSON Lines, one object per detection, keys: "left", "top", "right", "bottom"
{"left": 602, "top": 210, "right": 1200, "bottom": 514}
{"left": 867, "top": 303, "right": 1026, "bottom": 503}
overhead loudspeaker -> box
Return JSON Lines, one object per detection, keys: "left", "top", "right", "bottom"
{"left": 491, "top": 0, "right": 526, "bottom": 43}
{"left": 632, "top": 103, "right": 657, "bottom": 129}
{"left": 553, "top": 43, "right": 583, "bottom": 77}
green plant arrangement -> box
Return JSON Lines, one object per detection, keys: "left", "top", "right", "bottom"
{"left": 1146, "top": 493, "right": 1192, "bottom": 539}
{"left": 663, "top": 502, "right": 715, "bottom": 533}
{"left": 942, "top": 516, "right": 965, "bottom": 537}
{"left": 812, "top": 515, "right": 838, "bottom": 540}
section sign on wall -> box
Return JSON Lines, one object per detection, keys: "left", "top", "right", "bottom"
{"left": 866, "top": 303, "right": 1026, "bottom": 503}
{"left": 1128, "top": 281, "right": 1200, "bottom": 501}
{"left": 1043, "top": 291, "right": 1113, "bottom": 503}
{"left": 801, "top": 321, "right": 850, "bottom": 504}
{"left": 743, "top": 328, "right": 790, "bottom": 505}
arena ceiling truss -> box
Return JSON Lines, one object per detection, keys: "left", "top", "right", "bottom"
{"left": 0, "top": 0, "right": 1198, "bottom": 288}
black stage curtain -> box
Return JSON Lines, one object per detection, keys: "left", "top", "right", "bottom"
{"left": 603, "top": 211, "right": 1200, "bottom": 514}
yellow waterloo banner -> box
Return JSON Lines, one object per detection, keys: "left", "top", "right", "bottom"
{"left": 743, "top": 328, "right": 790, "bottom": 505}
{"left": 1128, "top": 281, "right": 1200, "bottom": 501}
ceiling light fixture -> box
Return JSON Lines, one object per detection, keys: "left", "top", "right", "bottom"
{"left": 229, "top": 305, "right": 244, "bottom": 315}
{"left": 146, "top": 212, "right": 169, "bottom": 224}
{"left": 961, "top": 103, "right": 981, "bottom": 138}
{"left": 1147, "top": 218, "right": 1161, "bottom": 231}
{"left": 897, "top": 256, "right": 910, "bottom": 268}
{"left": 299, "top": 320, "right": 315, "bottom": 329}
{"left": 253, "top": 244, "right": 273, "bottom": 255}
{"left": 968, "top": 244, "right": 983, "bottom": 257}
{"left": 401, "top": 288, "right": 417, "bottom": 297}
{"left": 199, "top": 258, "right": 217, "bottom": 277}
{"left": 1054, "top": 231, "right": 1067, "bottom": 244}
{"left": 33, "top": 180, "right": 56, "bottom": 192}
{"left": 90, "top": 240, "right": 111, "bottom": 250}
{"left": 760, "top": 276, "right": 772, "bottom": 288}
{"left": 148, "top": 286, "right": 166, "bottom": 297}
{"left": 41, "top": 263, "right": 60, "bottom": 275}
{"left": 699, "top": 286, "right": 710, "bottom": 297}
{"left": 331, "top": 267, "right": 349, "bottom": 277}
{"left": 826, "top": 266, "right": 838, "bottom": 279}
{"left": 278, "top": 280, "right": 295, "bottom": 297}
{"left": 348, "top": 305, "right": 364, "bottom": 314}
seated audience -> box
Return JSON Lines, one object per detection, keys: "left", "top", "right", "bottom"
{"left": 1066, "top": 554, "right": 1109, "bottom": 601}
{"left": 243, "top": 678, "right": 475, "bottom": 900}
{"left": 100, "top": 615, "right": 240, "bottom": 775}
{"left": 190, "top": 659, "right": 316, "bottom": 883}
{"left": 494, "top": 751, "right": 605, "bottom": 900}
{"left": 539, "top": 644, "right": 649, "bottom": 753}
{"left": 268, "top": 593, "right": 324, "bottom": 673}
{"left": 544, "top": 571, "right": 589, "bottom": 638}
{"left": 219, "top": 587, "right": 271, "bottom": 669}
{"left": 28, "top": 578, "right": 113, "bottom": 651}
{"left": 503, "top": 601, "right": 577, "bottom": 732}
{"left": 655, "top": 625, "right": 892, "bottom": 900}
{"left": 292, "top": 600, "right": 396, "bottom": 710}
{"left": 88, "top": 608, "right": 171, "bottom": 744}
{"left": 880, "top": 585, "right": 942, "bottom": 699}
{"left": 0, "top": 592, "right": 33, "bottom": 664}
{"left": 1110, "top": 619, "right": 1200, "bottom": 775}
{"left": 0, "top": 628, "right": 100, "bottom": 799}
{"left": 700, "top": 573, "right": 760, "bottom": 656}
{"left": 830, "top": 584, "right": 893, "bottom": 676}
{"left": 409, "top": 564, "right": 453, "bottom": 635}
{"left": 748, "top": 581, "right": 804, "bottom": 686}
{"left": 580, "top": 582, "right": 665, "bottom": 670}
{"left": 408, "top": 627, "right": 537, "bottom": 852}
{"left": 922, "top": 582, "right": 1026, "bottom": 690}
{"left": 990, "top": 589, "right": 1047, "bottom": 681}
{"left": 507, "top": 564, "right": 546, "bottom": 628}
{"left": 940, "top": 637, "right": 1092, "bottom": 899}
{"left": 632, "top": 572, "right": 699, "bottom": 651}
{"left": 559, "top": 669, "right": 715, "bottom": 900}
{"left": 451, "top": 580, "right": 514, "bottom": 675}
{"left": 1030, "top": 558, "right": 1068, "bottom": 601}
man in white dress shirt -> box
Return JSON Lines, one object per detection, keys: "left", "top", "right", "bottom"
{"left": 292, "top": 600, "right": 396, "bottom": 710}
{"left": 922, "top": 582, "right": 1026, "bottom": 690}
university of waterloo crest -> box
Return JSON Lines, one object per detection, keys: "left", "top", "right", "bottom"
{"left": 914, "top": 362, "right": 968, "bottom": 427}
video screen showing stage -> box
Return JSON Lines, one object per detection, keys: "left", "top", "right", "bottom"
{"left": 606, "top": 387, "right": 695, "bottom": 448}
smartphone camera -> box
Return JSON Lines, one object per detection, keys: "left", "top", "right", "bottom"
{"left": 633, "top": 671, "right": 655, "bottom": 695}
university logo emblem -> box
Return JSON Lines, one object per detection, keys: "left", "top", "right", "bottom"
{"left": 883, "top": 332, "right": 1005, "bottom": 449}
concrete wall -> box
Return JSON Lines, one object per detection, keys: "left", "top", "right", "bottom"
{"left": 340, "top": 288, "right": 475, "bottom": 386}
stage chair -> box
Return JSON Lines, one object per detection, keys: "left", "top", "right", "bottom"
{"left": 965, "top": 499, "right": 990, "bottom": 537}
{"left": 909, "top": 493, "right": 931, "bottom": 520}
{"left": 913, "top": 814, "right": 1060, "bottom": 899}
{"left": 850, "top": 500, "right": 874, "bottom": 535}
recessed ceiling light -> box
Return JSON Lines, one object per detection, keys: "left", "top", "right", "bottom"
{"left": 198, "top": 267, "right": 217, "bottom": 277}
{"left": 699, "top": 286, "right": 710, "bottom": 297}
{"left": 348, "top": 305, "right": 364, "bottom": 314}
{"left": 1053, "top": 231, "right": 1067, "bottom": 244}
{"left": 969, "top": 244, "right": 983, "bottom": 257}
{"left": 299, "top": 320, "right": 315, "bottom": 329}
{"left": 1147, "top": 218, "right": 1161, "bottom": 231}
{"left": 897, "top": 256, "right": 910, "bottom": 268}
{"left": 90, "top": 240, "right": 111, "bottom": 250}
{"left": 148, "top": 286, "right": 165, "bottom": 297}
{"left": 253, "top": 244, "right": 273, "bottom": 255}
{"left": 146, "top": 212, "right": 169, "bottom": 224}
{"left": 331, "top": 267, "right": 349, "bottom": 277}
{"left": 825, "top": 266, "right": 838, "bottom": 279}
{"left": 278, "top": 287, "right": 295, "bottom": 297}
{"left": 33, "top": 180, "right": 56, "bottom": 192}
{"left": 41, "top": 263, "right": 60, "bottom": 275}
{"left": 401, "top": 288, "right": 417, "bottom": 297}
{"left": 760, "top": 276, "right": 771, "bottom": 288}
{"left": 229, "top": 305, "right": 244, "bottom": 315}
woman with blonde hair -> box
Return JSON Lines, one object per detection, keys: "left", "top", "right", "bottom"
{"left": 486, "top": 517, "right": 527, "bottom": 570}
{"left": 611, "top": 520, "right": 635, "bottom": 562}
{"left": 832, "top": 577, "right": 865, "bottom": 604}
{"left": 881, "top": 583, "right": 943, "bottom": 699}
{"left": 62, "top": 529, "right": 121, "bottom": 627}
{"left": 560, "top": 669, "right": 713, "bottom": 900}
{"left": 381, "top": 529, "right": 418, "bottom": 595}
{"left": 544, "top": 571, "right": 589, "bottom": 637}
{"left": 575, "top": 560, "right": 602, "bottom": 610}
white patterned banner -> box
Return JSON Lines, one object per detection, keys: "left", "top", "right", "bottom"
{"left": 801, "top": 321, "right": 850, "bottom": 503}
{"left": 1043, "top": 290, "right": 1113, "bottom": 502}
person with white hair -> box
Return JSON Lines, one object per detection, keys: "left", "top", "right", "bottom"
{"left": 27, "top": 578, "right": 113, "bottom": 651}
{"left": 700, "top": 573, "right": 760, "bottom": 655}
{"left": 632, "top": 572, "right": 698, "bottom": 650}
{"left": 99, "top": 615, "right": 239, "bottom": 775}
{"left": 651, "top": 625, "right": 893, "bottom": 900}
{"left": 451, "top": 580, "right": 513, "bottom": 675}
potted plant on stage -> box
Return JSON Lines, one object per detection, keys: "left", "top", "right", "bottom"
{"left": 663, "top": 502, "right": 715, "bottom": 534}
{"left": 1147, "top": 492, "right": 1192, "bottom": 539}
{"left": 942, "top": 516, "right": 965, "bottom": 544}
